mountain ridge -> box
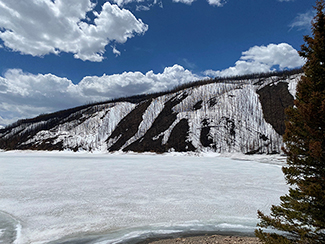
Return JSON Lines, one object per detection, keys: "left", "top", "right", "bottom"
{"left": 0, "top": 69, "right": 302, "bottom": 154}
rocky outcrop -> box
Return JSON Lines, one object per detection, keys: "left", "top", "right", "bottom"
{"left": 257, "top": 82, "right": 294, "bottom": 135}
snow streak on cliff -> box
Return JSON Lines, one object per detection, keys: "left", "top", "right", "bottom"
{"left": 0, "top": 72, "right": 302, "bottom": 154}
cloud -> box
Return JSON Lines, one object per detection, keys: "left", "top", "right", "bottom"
{"left": 172, "top": 0, "right": 225, "bottom": 5}
{"left": 0, "top": 69, "right": 82, "bottom": 126}
{"left": 0, "top": 0, "right": 148, "bottom": 62}
{"left": 136, "top": 5, "right": 151, "bottom": 11}
{"left": 206, "top": 0, "right": 226, "bottom": 6}
{"left": 172, "top": 0, "right": 196, "bottom": 4}
{"left": 182, "top": 58, "right": 197, "bottom": 69}
{"left": 290, "top": 10, "right": 315, "bottom": 31}
{"left": 111, "top": 45, "right": 121, "bottom": 56}
{"left": 112, "top": 0, "right": 163, "bottom": 9}
{"left": 113, "top": 0, "right": 223, "bottom": 6}
{"left": 0, "top": 65, "right": 201, "bottom": 126}
{"left": 241, "top": 43, "right": 304, "bottom": 69}
{"left": 204, "top": 43, "right": 305, "bottom": 77}
{"left": 78, "top": 65, "right": 201, "bottom": 100}
{"left": 111, "top": 0, "right": 186, "bottom": 6}
{"left": 111, "top": 0, "right": 144, "bottom": 6}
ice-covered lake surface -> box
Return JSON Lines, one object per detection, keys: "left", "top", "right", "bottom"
{"left": 0, "top": 151, "right": 288, "bottom": 244}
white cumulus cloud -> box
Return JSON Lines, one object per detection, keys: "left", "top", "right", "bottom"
{"left": 204, "top": 43, "right": 305, "bottom": 77}
{"left": 78, "top": 64, "right": 201, "bottom": 100}
{"left": 0, "top": 0, "right": 148, "bottom": 62}
{"left": 0, "top": 65, "right": 201, "bottom": 126}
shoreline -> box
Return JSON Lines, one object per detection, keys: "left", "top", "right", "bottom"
{"left": 140, "top": 235, "right": 260, "bottom": 244}
{"left": 137, "top": 231, "right": 260, "bottom": 244}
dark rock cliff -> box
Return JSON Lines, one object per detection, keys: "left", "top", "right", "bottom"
{"left": 257, "top": 82, "right": 294, "bottom": 135}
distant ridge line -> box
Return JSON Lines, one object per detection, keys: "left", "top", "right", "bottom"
{"left": 1, "top": 68, "right": 302, "bottom": 132}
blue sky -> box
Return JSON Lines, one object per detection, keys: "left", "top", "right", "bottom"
{"left": 0, "top": 0, "right": 314, "bottom": 126}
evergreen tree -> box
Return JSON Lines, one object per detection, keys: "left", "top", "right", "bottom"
{"left": 255, "top": 1, "right": 325, "bottom": 243}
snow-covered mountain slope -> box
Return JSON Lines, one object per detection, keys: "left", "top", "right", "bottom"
{"left": 0, "top": 71, "right": 302, "bottom": 154}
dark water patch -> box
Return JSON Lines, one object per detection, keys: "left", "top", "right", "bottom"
{"left": 0, "top": 211, "right": 20, "bottom": 244}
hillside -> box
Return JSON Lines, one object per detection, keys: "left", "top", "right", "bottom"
{"left": 0, "top": 70, "right": 302, "bottom": 154}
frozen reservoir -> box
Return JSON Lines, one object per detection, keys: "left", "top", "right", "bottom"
{"left": 0, "top": 151, "right": 287, "bottom": 243}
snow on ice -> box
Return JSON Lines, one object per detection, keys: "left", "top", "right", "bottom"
{"left": 0, "top": 151, "right": 288, "bottom": 243}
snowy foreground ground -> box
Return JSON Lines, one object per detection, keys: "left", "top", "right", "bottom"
{"left": 0, "top": 151, "right": 288, "bottom": 244}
